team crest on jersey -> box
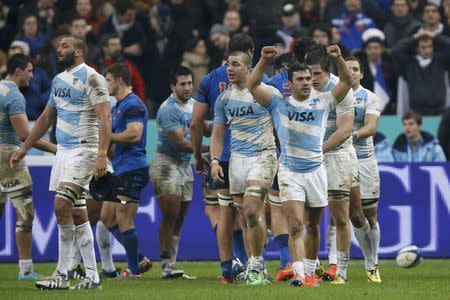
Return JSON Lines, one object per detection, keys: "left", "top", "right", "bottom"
{"left": 356, "top": 97, "right": 363, "bottom": 104}
{"left": 309, "top": 98, "right": 319, "bottom": 109}
{"left": 73, "top": 78, "right": 79, "bottom": 85}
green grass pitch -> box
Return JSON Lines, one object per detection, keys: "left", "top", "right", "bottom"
{"left": 1, "top": 260, "right": 449, "bottom": 300}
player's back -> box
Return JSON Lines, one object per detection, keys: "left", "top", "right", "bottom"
{"left": 0, "top": 80, "right": 25, "bottom": 147}
{"left": 49, "top": 63, "right": 109, "bottom": 149}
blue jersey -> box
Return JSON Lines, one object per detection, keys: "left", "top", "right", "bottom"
{"left": 0, "top": 80, "right": 26, "bottom": 146}
{"left": 196, "top": 64, "right": 270, "bottom": 161}
{"left": 48, "top": 63, "right": 109, "bottom": 149}
{"left": 112, "top": 93, "right": 149, "bottom": 175}
{"left": 267, "top": 90, "right": 337, "bottom": 172}
{"left": 156, "top": 95, "right": 194, "bottom": 161}
{"left": 352, "top": 86, "right": 380, "bottom": 159}
{"left": 269, "top": 70, "right": 291, "bottom": 98}
{"left": 214, "top": 85, "right": 275, "bottom": 157}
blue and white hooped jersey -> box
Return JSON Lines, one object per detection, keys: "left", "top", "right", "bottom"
{"left": 214, "top": 84, "right": 276, "bottom": 157}
{"left": 353, "top": 85, "right": 381, "bottom": 159}
{"left": 267, "top": 90, "right": 337, "bottom": 173}
{"left": 312, "top": 74, "right": 354, "bottom": 153}
{"left": 48, "top": 63, "right": 109, "bottom": 149}
{"left": 0, "top": 80, "right": 26, "bottom": 147}
{"left": 156, "top": 95, "right": 194, "bottom": 161}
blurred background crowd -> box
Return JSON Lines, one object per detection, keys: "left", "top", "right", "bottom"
{"left": 0, "top": 0, "right": 449, "bottom": 122}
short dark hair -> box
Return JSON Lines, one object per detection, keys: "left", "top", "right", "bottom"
{"left": 101, "top": 33, "right": 121, "bottom": 47}
{"left": 106, "top": 63, "right": 132, "bottom": 86}
{"left": 228, "top": 50, "right": 252, "bottom": 65}
{"left": 62, "top": 34, "right": 88, "bottom": 57}
{"left": 309, "top": 23, "right": 332, "bottom": 43}
{"left": 304, "top": 44, "right": 331, "bottom": 72}
{"left": 345, "top": 55, "right": 364, "bottom": 73}
{"left": 293, "top": 36, "right": 316, "bottom": 63}
{"left": 115, "top": 0, "right": 135, "bottom": 15}
{"left": 423, "top": 2, "right": 439, "bottom": 13}
{"left": 228, "top": 33, "right": 254, "bottom": 53}
{"left": 392, "top": 0, "right": 411, "bottom": 7}
{"left": 169, "top": 66, "right": 193, "bottom": 85}
{"left": 7, "top": 53, "right": 32, "bottom": 75}
{"left": 288, "top": 63, "right": 311, "bottom": 82}
{"left": 402, "top": 111, "right": 422, "bottom": 126}
{"left": 274, "top": 53, "right": 295, "bottom": 72}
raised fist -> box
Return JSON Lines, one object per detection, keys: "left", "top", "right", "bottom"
{"left": 326, "top": 45, "right": 342, "bottom": 59}
{"left": 261, "top": 46, "right": 278, "bottom": 60}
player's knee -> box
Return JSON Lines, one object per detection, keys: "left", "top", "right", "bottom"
{"left": 286, "top": 215, "right": 303, "bottom": 237}
{"left": 306, "top": 223, "right": 320, "bottom": 236}
{"left": 101, "top": 215, "right": 116, "bottom": 229}
{"left": 333, "top": 214, "right": 348, "bottom": 228}
{"left": 366, "top": 216, "right": 377, "bottom": 228}
{"left": 244, "top": 185, "right": 268, "bottom": 202}
{"left": 245, "top": 213, "right": 263, "bottom": 228}
{"left": 349, "top": 210, "right": 366, "bottom": 228}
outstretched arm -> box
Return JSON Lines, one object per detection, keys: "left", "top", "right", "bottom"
{"left": 248, "top": 46, "right": 278, "bottom": 106}
{"left": 328, "top": 45, "right": 352, "bottom": 103}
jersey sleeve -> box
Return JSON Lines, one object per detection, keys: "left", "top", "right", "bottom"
{"left": 124, "top": 102, "right": 147, "bottom": 125}
{"left": 336, "top": 90, "right": 355, "bottom": 116}
{"left": 5, "top": 91, "right": 26, "bottom": 116}
{"left": 195, "top": 75, "right": 209, "bottom": 104}
{"left": 266, "top": 88, "right": 283, "bottom": 112}
{"left": 159, "top": 106, "right": 183, "bottom": 133}
{"left": 86, "top": 71, "right": 110, "bottom": 106}
{"left": 213, "top": 95, "right": 227, "bottom": 125}
{"left": 47, "top": 79, "right": 56, "bottom": 107}
{"left": 321, "top": 91, "right": 339, "bottom": 111}
{"left": 365, "top": 92, "right": 381, "bottom": 116}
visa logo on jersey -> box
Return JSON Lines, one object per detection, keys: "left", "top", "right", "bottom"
{"left": 54, "top": 88, "right": 71, "bottom": 98}
{"left": 227, "top": 106, "right": 254, "bottom": 117}
{"left": 288, "top": 111, "right": 315, "bottom": 122}
{"left": 1, "top": 179, "right": 20, "bottom": 189}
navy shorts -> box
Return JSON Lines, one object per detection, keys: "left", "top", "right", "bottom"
{"left": 116, "top": 167, "right": 149, "bottom": 202}
{"left": 211, "top": 161, "right": 230, "bottom": 190}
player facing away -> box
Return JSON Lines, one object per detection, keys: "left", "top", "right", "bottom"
{"left": 0, "top": 54, "right": 57, "bottom": 280}
{"left": 346, "top": 56, "right": 382, "bottom": 282}
{"left": 210, "top": 51, "right": 277, "bottom": 285}
{"left": 151, "top": 66, "right": 209, "bottom": 279}
{"left": 248, "top": 45, "right": 353, "bottom": 287}
{"left": 100, "top": 63, "right": 151, "bottom": 279}
{"left": 190, "top": 33, "right": 256, "bottom": 283}
{"left": 11, "top": 34, "right": 111, "bottom": 290}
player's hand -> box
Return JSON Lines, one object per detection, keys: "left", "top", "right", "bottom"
{"left": 194, "top": 156, "right": 210, "bottom": 175}
{"left": 326, "top": 45, "right": 342, "bottom": 59}
{"left": 211, "top": 162, "right": 225, "bottom": 184}
{"left": 10, "top": 147, "right": 27, "bottom": 169}
{"left": 261, "top": 46, "right": 278, "bottom": 60}
{"left": 93, "top": 156, "right": 107, "bottom": 180}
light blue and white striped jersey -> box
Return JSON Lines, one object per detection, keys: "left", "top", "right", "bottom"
{"left": 214, "top": 85, "right": 275, "bottom": 157}
{"left": 156, "top": 95, "right": 194, "bottom": 161}
{"left": 353, "top": 85, "right": 380, "bottom": 159}
{"left": 0, "top": 80, "right": 26, "bottom": 146}
{"left": 48, "top": 63, "right": 109, "bottom": 149}
{"left": 267, "top": 90, "right": 337, "bottom": 172}
{"left": 312, "top": 74, "right": 354, "bottom": 153}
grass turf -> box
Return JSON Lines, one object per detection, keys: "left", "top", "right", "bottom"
{"left": 1, "top": 260, "right": 449, "bottom": 299}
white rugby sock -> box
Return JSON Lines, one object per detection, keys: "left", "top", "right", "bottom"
{"left": 353, "top": 219, "right": 375, "bottom": 270}
{"left": 56, "top": 224, "right": 75, "bottom": 277}
{"left": 337, "top": 251, "right": 349, "bottom": 280}
{"left": 69, "top": 237, "right": 82, "bottom": 269}
{"left": 96, "top": 221, "right": 115, "bottom": 272}
{"left": 19, "top": 259, "right": 33, "bottom": 274}
{"left": 75, "top": 222, "right": 99, "bottom": 283}
{"left": 304, "top": 258, "right": 316, "bottom": 276}
{"left": 327, "top": 225, "right": 337, "bottom": 265}
{"left": 292, "top": 261, "right": 305, "bottom": 277}
{"left": 169, "top": 235, "right": 180, "bottom": 265}
{"left": 371, "top": 222, "right": 380, "bottom": 266}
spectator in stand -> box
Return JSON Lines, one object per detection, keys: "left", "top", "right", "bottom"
{"left": 309, "top": 23, "right": 332, "bottom": 47}
{"left": 209, "top": 24, "right": 229, "bottom": 69}
{"left": 443, "top": 0, "right": 450, "bottom": 36}
{"left": 330, "top": 0, "right": 376, "bottom": 52}
{"left": 438, "top": 108, "right": 450, "bottom": 160}
{"left": 374, "top": 132, "right": 394, "bottom": 162}
{"left": 392, "top": 111, "right": 446, "bottom": 162}
{"left": 75, "top": 0, "right": 104, "bottom": 37}
{"left": 299, "top": 0, "right": 321, "bottom": 27}
{"left": 70, "top": 16, "right": 101, "bottom": 65}
{"left": 223, "top": 9, "right": 242, "bottom": 35}
{"left": 384, "top": 0, "right": 421, "bottom": 48}
{"left": 392, "top": 31, "right": 450, "bottom": 115}
{"left": 415, "top": 3, "right": 447, "bottom": 38}
{"left": 17, "top": 14, "right": 48, "bottom": 59}
{"left": 92, "top": 33, "right": 146, "bottom": 102}
{"left": 354, "top": 29, "right": 397, "bottom": 113}
{"left": 278, "top": 3, "right": 305, "bottom": 39}
{"left": 8, "top": 40, "right": 51, "bottom": 121}
{"left": 324, "top": 0, "right": 387, "bottom": 28}
{"left": 99, "top": 0, "right": 145, "bottom": 66}
{"left": 181, "top": 38, "right": 210, "bottom": 94}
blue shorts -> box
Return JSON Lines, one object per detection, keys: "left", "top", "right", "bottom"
{"left": 116, "top": 167, "right": 149, "bottom": 202}
{"left": 271, "top": 172, "right": 279, "bottom": 191}
{"left": 211, "top": 161, "right": 230, "bottom": 190}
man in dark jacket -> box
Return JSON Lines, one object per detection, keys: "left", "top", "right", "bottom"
{"left": 383, "top": 0, "right": 421, "bottom": 48}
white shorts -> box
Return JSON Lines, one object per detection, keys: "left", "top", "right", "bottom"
{"left": 358, "top": 156, "right": 380, "bottom": 207}
{"left": 0, "top": 146, "right": 32, "bottom": 194}
{"left": 229, "top": 151, "right": 277, "bottom": 195}
{"left": 324, "top": 151, "right": 352, "bottom": 193}
{"left": 278, "top": 163, "right": 328, "bottom": 208}
{"left": 349, "top": 146, "right": 360, "bottom": 188}
{"left": 150, "top": 153, "right": 193, "bottom": 202}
